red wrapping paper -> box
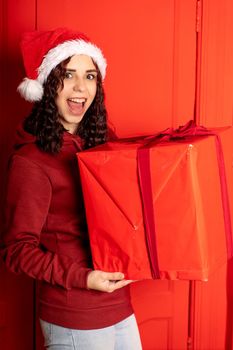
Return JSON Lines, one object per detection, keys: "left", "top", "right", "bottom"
{"left": 77, "top": 125, "right": 233, "bottom": 280}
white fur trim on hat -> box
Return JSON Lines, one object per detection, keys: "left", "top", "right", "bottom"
{"left": 17, "top": 78, "right": 44, "bottom": 102}
{"left": 38, "top": 39, "right": 107, "bottom": 85}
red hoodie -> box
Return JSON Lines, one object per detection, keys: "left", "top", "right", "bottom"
{"left": 1, "top": 125, "right": 133, "bottom": 329}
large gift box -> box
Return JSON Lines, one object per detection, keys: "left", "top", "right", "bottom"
{"left": 77, "top": 122, "right": 233, "bottom": 280}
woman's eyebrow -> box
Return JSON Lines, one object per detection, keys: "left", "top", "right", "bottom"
{"left": 65, "top": 68, "right": 98, "bottom": 73}
{"left": 86, "top": 69, "right": 98, "bottom": 73}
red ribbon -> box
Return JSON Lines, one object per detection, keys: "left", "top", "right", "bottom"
{"left": 137, "top": 120, "right": 233, "bottom": 279}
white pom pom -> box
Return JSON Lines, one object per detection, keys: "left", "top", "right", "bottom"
{"left": 17, "top": 78, "right": 44, "bottom": 102}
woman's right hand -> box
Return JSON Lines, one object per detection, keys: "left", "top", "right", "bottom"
{"left": 87, "top": 270, "right": 132, "bottom": 293}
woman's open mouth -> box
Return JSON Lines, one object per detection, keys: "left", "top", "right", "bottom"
{"left": 67, "top": 98, "right": 87, "bottom": 115}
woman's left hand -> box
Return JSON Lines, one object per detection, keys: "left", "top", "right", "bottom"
{"left": 87, "top": 270, "right": 133, "bottom": 293}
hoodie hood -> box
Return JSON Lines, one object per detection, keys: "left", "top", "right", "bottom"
{"left": 14, "top": 122, "right": 83, "bottom": 151}
{"left": 14, "top": 123, "right": 36, "bottom": 149}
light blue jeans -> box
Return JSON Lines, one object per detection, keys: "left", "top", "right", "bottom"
{"left": 40, "top": 314, "right": 142, "bottom": 350}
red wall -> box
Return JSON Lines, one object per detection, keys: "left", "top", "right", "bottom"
{"left": 0, "top": 1, "right": 35, "bottom": 349}
{"left": 1, "top": 1, "right": 233, "bottom": 349}
{"left": 197, "top": 0, "right": 233, "bottom": 127}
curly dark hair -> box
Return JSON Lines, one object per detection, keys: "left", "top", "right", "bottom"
{"left": 23, "top": 57, "right": 108, "bottom": 153}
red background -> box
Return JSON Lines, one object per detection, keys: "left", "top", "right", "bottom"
{"left": 1, "top": 0, "right": 233, "bottom": 349}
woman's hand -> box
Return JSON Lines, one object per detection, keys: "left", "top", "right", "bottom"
{"left": 87, "top": 270, "right": 132, "bottom": 293}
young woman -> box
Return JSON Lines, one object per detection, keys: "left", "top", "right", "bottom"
{"left": 1, "top": 28, "right": 142, "bottom": 349}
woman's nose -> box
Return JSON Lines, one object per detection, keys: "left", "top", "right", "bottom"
{"left": 73, "top": 78, "right": 86, "bottom": 92}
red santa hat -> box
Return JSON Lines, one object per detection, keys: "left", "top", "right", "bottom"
{"left": 17, "top": 27, "right": 107, "bottom": 102}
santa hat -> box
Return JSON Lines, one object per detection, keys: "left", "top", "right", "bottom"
{"left": 17, "top": 28, "right": 107, "bottom": 102}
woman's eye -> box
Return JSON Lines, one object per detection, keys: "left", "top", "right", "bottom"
{"left": 65, "top": 72, "right": 73, "bottom": 79}
{"left": 87, "top": 74, "right": 96, "bottom": 80}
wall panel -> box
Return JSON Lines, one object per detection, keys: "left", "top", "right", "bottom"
{"left": 0, "top": 1, "right": 36, "bottom": 349}
{"left": 37, "top": 0, "right": 197, "bottom": 136}
{"left": 131, "top": 280, "right": 189, "bottom": 349}
{"left": 197, "top": 0, "right": 233, "bottom": 126}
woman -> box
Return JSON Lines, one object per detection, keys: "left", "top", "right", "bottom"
{"left": 1, "top": 28, "right": 142, "bottom": 349}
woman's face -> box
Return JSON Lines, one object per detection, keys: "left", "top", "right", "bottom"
{"left": 55, "top": 54, "right": 98, "bottom": 134}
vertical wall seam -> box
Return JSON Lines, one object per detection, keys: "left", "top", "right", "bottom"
{"left": 193, "top": 0, "right": 203, "bottom": 125}
{"left": 35, "top": 0, "right": 37, "bottom": 29}
{"left": 171, "top": 0, "right": 178, "bottom": 127}
{"left": 33, "top": 1, "right": 37, "bottom": 348}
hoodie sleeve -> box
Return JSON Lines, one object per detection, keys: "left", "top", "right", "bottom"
{"left": 1, "top": 155, "right": 92, "bottom": 290}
